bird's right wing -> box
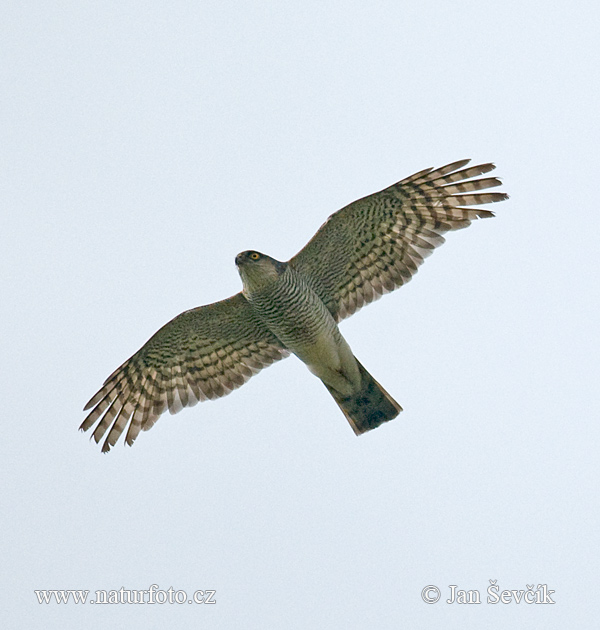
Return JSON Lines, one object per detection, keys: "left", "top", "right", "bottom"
{"left": 289, "top": 159, "right": 507, "bottom": 321}
{"left": 81, "top": 293, "right": 289, "bottom": 452}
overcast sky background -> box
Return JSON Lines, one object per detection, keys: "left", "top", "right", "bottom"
{"left": 2, "top": 1, "right": 599, "bottom": 628}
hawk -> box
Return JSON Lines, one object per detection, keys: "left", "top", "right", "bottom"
{"left": 82, "top": 159, "right": 507, "bottom": 451}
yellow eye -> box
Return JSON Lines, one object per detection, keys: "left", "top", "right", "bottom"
{"left": 250, "top": 252, "right": 260, "bottom": 260}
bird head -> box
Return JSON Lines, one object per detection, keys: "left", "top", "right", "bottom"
{"left": 235, "top": 251, "right": 287, "bottom": 295}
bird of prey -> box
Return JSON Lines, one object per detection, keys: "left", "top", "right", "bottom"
{"left": 82, "top": 159, "right": 507, "bottom": 452}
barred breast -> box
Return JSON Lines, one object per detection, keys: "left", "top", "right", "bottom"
{"left": 247, "top": 266, "right": 340, "bottom": 349}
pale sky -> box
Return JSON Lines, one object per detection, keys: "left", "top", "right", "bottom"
{"left": 2, "top": 1, "right": 599, "bottom": 628}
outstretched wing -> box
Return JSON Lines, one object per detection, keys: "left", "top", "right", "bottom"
{"left": 81, "top": 293, "right": 289, "bottom": 452}
{"left": 290, "top": 159, "right": 508, "bottom": 321}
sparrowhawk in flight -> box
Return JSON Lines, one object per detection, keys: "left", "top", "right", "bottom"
{"left": 81, "top": 159, "right": 507, "bottom": 452}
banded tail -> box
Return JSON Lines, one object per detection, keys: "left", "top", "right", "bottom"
{"left": 324, "top": 359, "right": 402, "bottom": 434}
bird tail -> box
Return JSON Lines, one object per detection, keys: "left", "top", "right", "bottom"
{"left": 324, "top": 359, "right": 402, "bottom": 434}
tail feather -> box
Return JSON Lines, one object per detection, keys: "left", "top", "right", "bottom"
{"left": 324, "top": 359, "right": 402, "bottom": 434}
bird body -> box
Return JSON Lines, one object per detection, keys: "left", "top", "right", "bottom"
{"left": 82, "top": 159, "right": 508, "bottom": 451}
{"left": 236, "top": 251, "right": 398, "bottom": 430}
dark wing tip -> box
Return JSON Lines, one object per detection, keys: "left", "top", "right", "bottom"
{"left": 449, "top": 158, "right": 472, "bottom": 170}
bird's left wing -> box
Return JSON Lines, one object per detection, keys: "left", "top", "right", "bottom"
{"left": 289, "top": 159, "right": 508, "bottom": 321}
{"left": 81, "top": 293, "right": 289, "bottom": 452}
